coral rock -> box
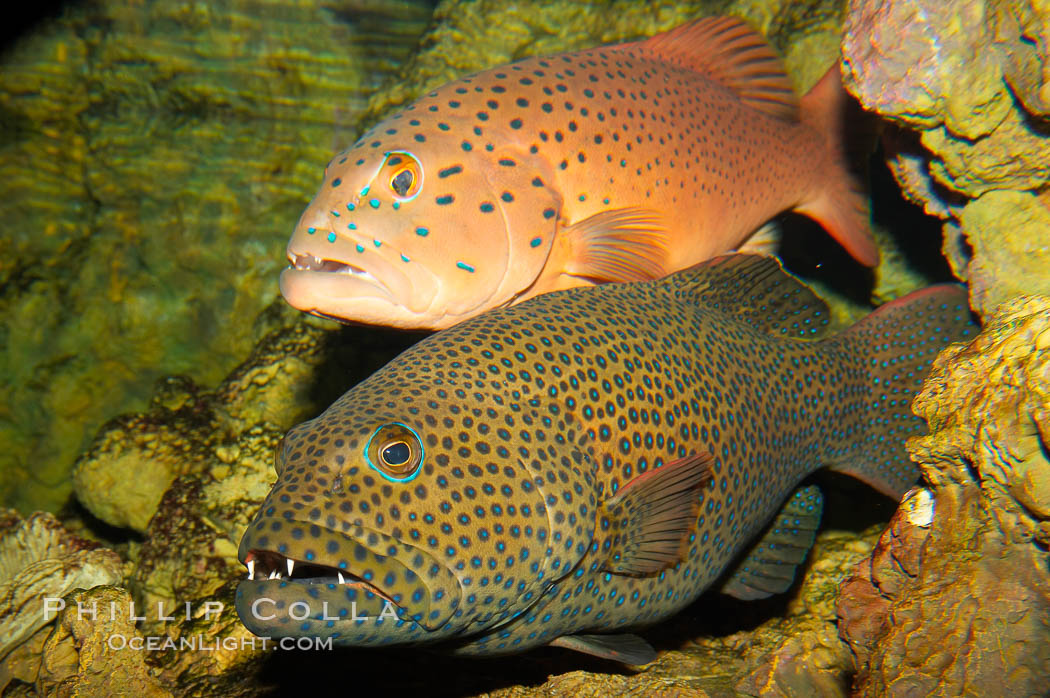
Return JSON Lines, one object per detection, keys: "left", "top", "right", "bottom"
{"left": 0, "top": 510, "right": 123, "bottom": 691}
{"left": 34, "top": 586, "right": 171, "bottom": 697}
{"left": 0, "top": 0, "right": 431, "bottom": 513}
{"left": 843, "top": 0, "right": 1050, "bottom": 320}
{"left": 72, "top": 315, "right": 337, "bottom": 532}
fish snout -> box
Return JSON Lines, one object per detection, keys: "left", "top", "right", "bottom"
{"left": 281, "top": 225, "right": 443, "bottom": 326}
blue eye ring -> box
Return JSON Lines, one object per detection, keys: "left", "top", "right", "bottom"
{"left": 364, "top": 423, "right": 424, "bottom": 482}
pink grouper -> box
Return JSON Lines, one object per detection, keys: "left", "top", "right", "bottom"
{"left": 281, "top": 16, "right": 876, "bottom": 329}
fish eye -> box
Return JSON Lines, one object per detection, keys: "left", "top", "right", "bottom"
{"left": 390, "top": 169, "right": 413, "bottom": 197}
{"left": 365, "top": 423, "right": 424, "bottom": 480}
{"left": 381, "top": 440, "right": 411, "bottom": 466}
{"left": 383, "top": 151, "right": 423, "bottom": 201}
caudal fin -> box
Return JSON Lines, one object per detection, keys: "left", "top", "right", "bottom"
{"left": 794, "top": 64, "right": 879, "bottom": 267}
{"left": 830, "top": 285, "right": 978, "bottom": 498}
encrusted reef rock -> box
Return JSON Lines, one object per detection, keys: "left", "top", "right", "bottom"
{"left": 0, "top": 510, "right": 123, "bottom": 691}
{"left": 64, "top": 311, "right": 418, "bottom": 693}
{"left": 837, "top": 296, "right": 1050, "bottom": 696}
{"left": 0, "top": 0, "right": 432, "bottom": 513}
{"left": 72, "top": 304, "right": 417, "bottom": 533}
{"left": 842, "top": 0, "right": 1050, "bottom": 319}
{"left": 33, "top": 586, "right": 171, "bottom": 697}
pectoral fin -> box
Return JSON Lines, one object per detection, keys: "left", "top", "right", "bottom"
{"left": 562, "top": 208, "right": 668, "bottom": 282}
{"left": 594, "top": 452, "right": 714, "bottom": 576}
{"left": 550, "top": 633, "right": 657, "bottom": 665}
{"left": 719, "top": 485, "right": 823, "bottom": 600}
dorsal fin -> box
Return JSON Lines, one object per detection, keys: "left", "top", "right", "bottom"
{"left": 662, "top": 254, "right": 831, "bottom": 340}
{"left": 639, "top": 16, "right": 798, "bottom": 121}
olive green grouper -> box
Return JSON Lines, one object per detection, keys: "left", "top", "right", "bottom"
{"left": 237, "top": 255, "right": 975, "bottom": 663}
{"left": 281, "top": 16, "right": 877, "bottom": 330}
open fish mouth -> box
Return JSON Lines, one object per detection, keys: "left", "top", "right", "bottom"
{"left": 243, "top": 549, "right": 395, "bottom": 603}
{"left": 280, "top": 248, "right": 441, "bottom": 325}
{"left": 289, "top": 253, "right": 384, "bottom": 287}
{"left": 236, "top": 519, "right": 462, "bottom": 631}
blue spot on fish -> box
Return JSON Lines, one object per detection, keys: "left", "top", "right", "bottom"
{"left": 457, "top": 261, "right": 475, "bottom": 272}
{"left": 416, "top": 227, "right": 429, "bottom": 236}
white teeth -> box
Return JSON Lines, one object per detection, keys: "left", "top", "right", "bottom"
{"left": 287, "top": 558, "right": 295, "bottom": 576}
{"left": 338, "top": 571, "right": 346, "bottom": 584}
{"left": 268, "top": 569, "right": 278, "bottom": 580}
{"left": 247, "top": 559, "right": 256, "bottom": 581}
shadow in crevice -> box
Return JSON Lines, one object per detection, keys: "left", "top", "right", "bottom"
{"left": 780, "top": 134, "right": 959, "bottom": 303}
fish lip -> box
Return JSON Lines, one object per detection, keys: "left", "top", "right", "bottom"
{"left": 283, "top": 241, "right": 439, "bottom": 318}
{"left": 241, "top": 548, "right": 395, "bottom": 602}
{"left": 285, "top": 250, "right": 402, "bottom": 301}
{"left": 280, "top": 267, "right": 451, "bottom": 329}
{"left": 237, "top": 518, "right": 462, "bottom": 630}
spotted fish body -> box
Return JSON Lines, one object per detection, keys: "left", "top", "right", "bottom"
{"left": 237, "top": 255, "right": 974, "bottom": 662}
{"left": 281, "top": 17, "right": 876, "bottom": 329}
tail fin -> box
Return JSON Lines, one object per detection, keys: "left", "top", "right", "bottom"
{"left": 829, "top": 285, "right": 978, "bottom": 498}
{"left": 794, "top": 64, "right": 880, "bottom": 267}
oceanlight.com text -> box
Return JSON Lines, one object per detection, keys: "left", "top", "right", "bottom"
{"left": 106, "top": 634, "right": 333, "bottom": 652}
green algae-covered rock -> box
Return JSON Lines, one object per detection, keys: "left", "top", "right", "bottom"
{"left": 72, "top": 301, "right": 419, "bottom": 532}
{"left": 843, "top": 0, "right": 1050, "bottom": 320}
{"left": 0, "top": 0, "right": 432, "bottom": 514}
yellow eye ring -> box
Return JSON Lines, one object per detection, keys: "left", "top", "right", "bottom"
{"left": 365, "top": 423, "right": 424, "bottom": 481}
{"left": 383, "top": 151, "right": 423, "bottom": 202}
